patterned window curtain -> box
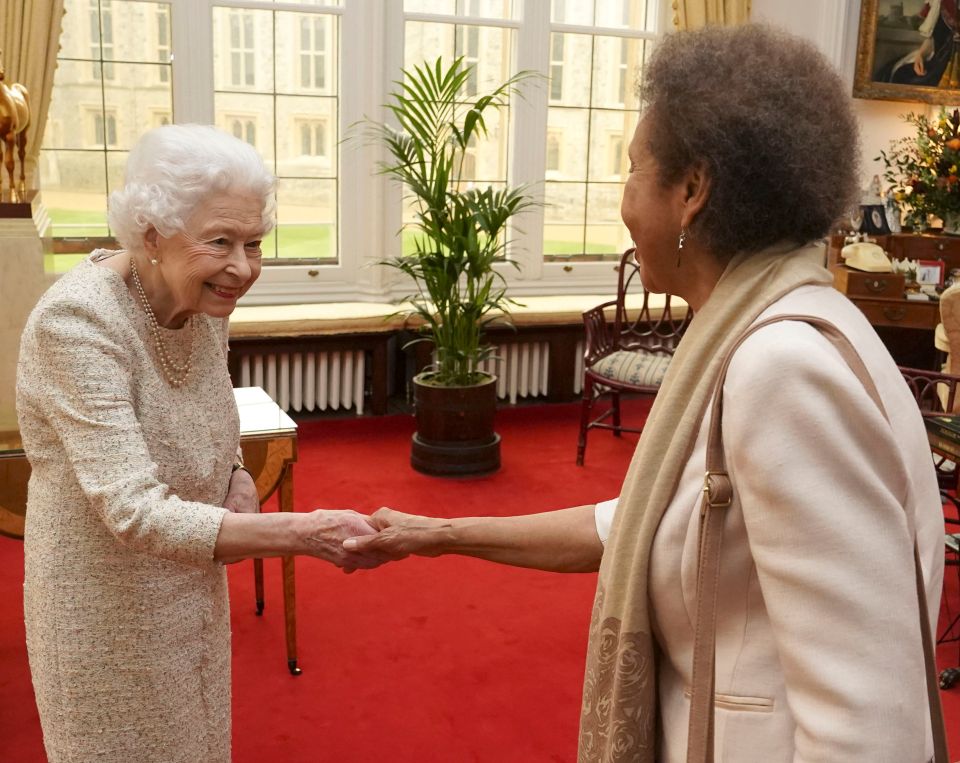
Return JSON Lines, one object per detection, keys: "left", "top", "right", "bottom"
{"left": 1, "top": 0, "right": 67, "bottom": 189}
{"left": 672, "top": 0, "right": 751, "bottom": 30}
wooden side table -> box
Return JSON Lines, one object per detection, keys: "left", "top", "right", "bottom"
{"left": 234, "top": 387, "right": 302, "bottom": 675}
{"left": 0, "top": 387, "right": 301, "bottom": 674}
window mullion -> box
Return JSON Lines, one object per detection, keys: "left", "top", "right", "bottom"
{"left": 170, "top": 0, "right": 214, "bottom": 123}
{"left": 506, "top": 0, "right": 550, "bottom": 282}
{"left": 337, "top": 0, "right": 392, "bottom": 293}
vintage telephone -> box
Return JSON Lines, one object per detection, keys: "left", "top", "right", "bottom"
{"left": 840, "top": 242, "right": 893, "bottom": 273}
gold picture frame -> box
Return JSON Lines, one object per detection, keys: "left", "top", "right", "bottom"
{"left": 854, "top": 0, "right": 960, "bottom": 105}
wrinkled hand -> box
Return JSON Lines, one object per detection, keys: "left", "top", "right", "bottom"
{"left": 299, "top": 510, "right": 391, "bottom": 573}
{"left": 342, "top": 507, "right": 450, "bottom": 561}
{"left": 223, "top": 469, "right": 259, "bottom": 514}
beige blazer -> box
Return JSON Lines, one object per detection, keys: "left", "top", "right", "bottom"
{"left": 597, "top": 284, "right": 944, "bottom": 762}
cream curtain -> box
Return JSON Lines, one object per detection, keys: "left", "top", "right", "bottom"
{"left": 1, "top": 0, "right": 66, "bottom": 191}
{"left": 672, "top": 0, "right": 751, "bottom": 31}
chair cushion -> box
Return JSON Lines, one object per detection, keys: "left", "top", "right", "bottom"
{"left": 591, "top": 350, "right": 673, "bottom": 388}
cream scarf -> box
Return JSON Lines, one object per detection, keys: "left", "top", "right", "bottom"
{"left": 577, "top": 243, "right": 833, "bottom": 762}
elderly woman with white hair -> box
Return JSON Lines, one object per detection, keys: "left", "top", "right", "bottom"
{"left": 16, "top": 124, "right": 384, "bottom": 763}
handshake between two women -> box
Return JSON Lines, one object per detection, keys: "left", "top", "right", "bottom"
{"left": 216, "top": 467, "right": 604, "bottom": 573}
{"left": 234, "top": 499, "right": 605, "bottom": 577}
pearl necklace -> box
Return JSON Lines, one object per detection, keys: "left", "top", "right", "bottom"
{"left": 130, "top": 257, "right": 194, "bottom": 388}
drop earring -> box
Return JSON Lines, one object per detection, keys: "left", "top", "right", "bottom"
{"left": 676, "top": 228, "right": 687, "bottom": 268}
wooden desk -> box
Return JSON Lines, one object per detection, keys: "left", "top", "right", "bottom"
{"left": 826, "top": 234, "right": 953, "bottom": 367}
{"left": 0, "top": 387, "right": 301, "bottom": 674}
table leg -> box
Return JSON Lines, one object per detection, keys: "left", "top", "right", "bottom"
{"left": 279, "top": 464, "right": 301, "bottom": 676}
{"left": 253, "top": 558, "right": 264, "bottom": 615}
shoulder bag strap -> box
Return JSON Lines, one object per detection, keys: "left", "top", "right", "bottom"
{"left": 686, "top": 314, "right": 949, "bottom": 763}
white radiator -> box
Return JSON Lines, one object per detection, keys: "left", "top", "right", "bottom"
{"left": 239, "top": 340, "right": 579, "bottom": 415}
{"left": 477, "top": 341, "right": 555, "bottom": 405}
{"left": 574, "top": 339, "right": 584, "bottom": 395}
{"left": 238, "top": 351, "right": 366, "bottom": 415}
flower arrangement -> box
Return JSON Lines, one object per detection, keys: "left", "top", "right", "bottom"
{"left": 879, "top": 108, "right": 960, "bottom": 232}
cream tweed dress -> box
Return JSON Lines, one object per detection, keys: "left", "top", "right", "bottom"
{"left": 17, "top": 251, "right": 238, "bottom": 762}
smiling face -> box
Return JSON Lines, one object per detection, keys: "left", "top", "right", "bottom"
{"left": 144, "top": 191, "right": 266, "bottom": 325}
{"left": 620, "top": 117, "right": 688, "bottom": 295}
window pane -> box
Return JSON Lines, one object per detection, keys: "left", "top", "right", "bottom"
{"left": 405, "top": 0, "right": 514, "bottom": 18}
{"left": 213, "top": 7, "right": 274, "bottom": 92}
{"left": 276, "top": 96, "right": 338, "bottom": 177}
{"left": 548, "top": 33, "right": 591, "bottom": 107}
{"left": 588, "top": 110, "right": 633, "bottom": 181}
{"left": 407, "top": 21, "right": 513, "bottom": 95}
{"left": 591, "top": 36, "right": 643, "bottom": 109}
{"left": 103, "top": 63, "right": 174, "bottom": 149}
{"left": 276, "top": 11, "right": 339, "bottom": 94}
{"left": 106, "top": 150, "right": 130, "bottom": 198}
{"left": 215, "top": 92, "right": 276, "bottom": 167}
{"left": 95, "top": 1, "right": 172, "bottom": 63}
{"left": 405, "top": 21, "right": 456, "bottom": 67}
{"left": 585, "top": 183, "right": 629, "bottom": 255}
{"left": 268, "top": 0, "right": 340, "bottom": 5}
{"left": 39, "top": 150, "right": 109, "bottom": 237}
{"left": 276, "top": 179, "right": 337, "bottom": 261}
{"left": 551, "top": 0, "right": 593, "bottom": 25}
{"left": 545, "top": 107, "right": 588, "bottom": 181}
{"left": 543, "top": 182, "right": 586, "bottom": 256}
{"left": 61, "top": 0, "right": 99, "bottom": 58}
{"left": 406, "top": 0, "right": 457, "bottom": 13}
{"left": 594, "top": 0, "right": 647, "bottom": 30}
{"left": 46, "top": 60, "right": 103, "bottom": 150}
{"left": 453, "top": 103, "right": 507, "bottom": 182}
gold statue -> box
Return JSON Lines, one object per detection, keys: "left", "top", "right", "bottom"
{"left": 0, "top": 50, "right": 31, "bottom": 203}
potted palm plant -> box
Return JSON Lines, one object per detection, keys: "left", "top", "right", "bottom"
{"left": 363, "top": 57, "right": 535, "bottom": 476}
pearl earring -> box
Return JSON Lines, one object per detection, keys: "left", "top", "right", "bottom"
{"left": 150, "top": 258, "right": 159, "bottom": 266}
{"left": 676, "top": 228, "right": 687, "bottom": 268}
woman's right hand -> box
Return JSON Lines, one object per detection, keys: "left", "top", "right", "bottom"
{"left": 296, "top": 509, "right": 392, "bottom": 573}
{"left": 342, "top": 507, "right": 450, "bottom": 561}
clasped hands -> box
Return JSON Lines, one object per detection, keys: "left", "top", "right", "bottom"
{"left": 311, "top": 507, "right": 445, "bottom": 574}
{"left": 221, "top": 470, "right": 440, "bottom": 573}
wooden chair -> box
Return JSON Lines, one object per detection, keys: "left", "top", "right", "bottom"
{"left": 899, "top": 365, "right": 960, "bottom": 490}
{"left": 899, "top": 365, "right": 960, "bottom": 684}
{"left": 576, "top": 247, "right": 692, "bottom": 465}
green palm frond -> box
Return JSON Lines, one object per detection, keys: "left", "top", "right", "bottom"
{"left": 355, "top": 57, "right": 538, "bottom": 386}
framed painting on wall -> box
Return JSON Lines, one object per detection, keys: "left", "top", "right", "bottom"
{"left": 854, "top": 0, "right": 960, "bottom": 104}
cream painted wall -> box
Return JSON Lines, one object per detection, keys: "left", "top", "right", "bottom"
{"left": 751, "top": 0, "right": 940, "bottom": 193}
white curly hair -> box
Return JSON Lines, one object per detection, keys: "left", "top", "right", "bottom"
{"left": 108, "top": 124, "right": 276, "bottom": 252}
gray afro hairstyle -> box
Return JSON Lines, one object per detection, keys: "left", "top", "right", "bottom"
{"left": 108, "top": 124, "right": 276, "bottom": 252}
{"left": 641, "top": 24, "right": 860, "bottom": 259}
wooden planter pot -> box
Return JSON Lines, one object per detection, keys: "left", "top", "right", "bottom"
{"left": 410, "top": 374, "right": 500, "bottom": 477}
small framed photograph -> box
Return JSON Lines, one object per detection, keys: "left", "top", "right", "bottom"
{"left": 917, "top": 259, "right": 946, "bottom": 287}
{"left": 860, "top": 204, "right": 891, "bottom": 235}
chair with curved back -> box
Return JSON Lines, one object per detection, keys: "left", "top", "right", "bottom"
{"left": 898, "top": 364, "right": 960, "bottom": 684}
{"left": 576, "top": 247, "right": 692, "bottom": 465}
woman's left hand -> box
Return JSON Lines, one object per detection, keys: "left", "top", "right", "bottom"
{"left": 223, "top": 468, "right": 259, "bottom": 514}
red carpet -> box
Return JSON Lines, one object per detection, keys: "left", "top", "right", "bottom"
{"left": 2, "top": 399, "right": 959, "bottom": 761}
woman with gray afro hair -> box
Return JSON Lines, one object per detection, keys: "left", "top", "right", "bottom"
{"left": 344, "top": 24, "right": 947, "bottom": 762}
{"left": 17, "top": 123, "right": 390, "bottom": 762}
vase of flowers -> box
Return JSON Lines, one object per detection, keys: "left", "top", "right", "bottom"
{"left": 879, "top": 108, "right": 960, "bottom": 233}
